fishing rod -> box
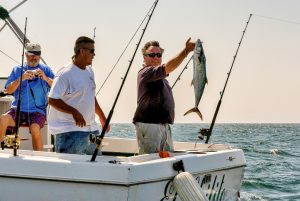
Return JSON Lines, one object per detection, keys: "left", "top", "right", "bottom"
{"left": 171, "top": 55, "right": 193, "bottom": 89}
{"left": 13, "top": 17, "right": 27, "bottom": 156}
{"left": 95, "top": 2, "right": 156, "bottom": 96}
{"left": 93, "top": 27, "right": 96, "bottom": 40}
{"left": 202, "top": 14, "right": 252, "bottom": 144}
{"left": 91, "top": 0, "right": 160, "bottom": 161}
{"left": 89, "top": 27, "right": 96, "bottom": 69}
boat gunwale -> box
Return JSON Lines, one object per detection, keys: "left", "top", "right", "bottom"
{"left": 0, "top": 165, "right": 246, "bottom": 186}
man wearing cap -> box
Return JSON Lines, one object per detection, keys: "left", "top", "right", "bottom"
{"left": 0, "top": 42, "right": 55, "bottom": 151}
{"left": 48, "top": 36, "right": 109, "bottom": 155}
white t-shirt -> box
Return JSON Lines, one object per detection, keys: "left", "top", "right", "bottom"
{"left": 48, "top": 63, "right": 101, "bottom": 134}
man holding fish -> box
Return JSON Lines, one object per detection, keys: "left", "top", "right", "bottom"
{"left": 133, "top": 38, "right": 199, "bottom": 154}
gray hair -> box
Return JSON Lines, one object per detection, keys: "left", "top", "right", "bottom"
{"left": 142, "top": 40, "right": 164, "bottom": 55}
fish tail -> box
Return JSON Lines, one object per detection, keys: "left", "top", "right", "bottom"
{"left": 184, "top": 107, "right": 203, "bottom": 120}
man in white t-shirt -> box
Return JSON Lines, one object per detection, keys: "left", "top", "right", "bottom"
{"left": 48, "top": 36, "right": 109, "bottom": 154}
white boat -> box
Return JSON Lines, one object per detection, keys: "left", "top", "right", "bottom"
{"left": 0, "top": 138, "right": 245, "bottom": 201}
{"left": 0, "top": 79, "right": 246, "bottom": 201}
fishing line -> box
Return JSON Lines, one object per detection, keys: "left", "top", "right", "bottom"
{"left": 0, "top": 49, "right": 20, "bottom": 64}
{"left": 171, "top": 55, "right": 193, "bottom": 89}
{"left": 95, "top": 1, "right": 156, "bottom": 96}
{"left": 253, "top": 13, "right": 300, "bottom": 25}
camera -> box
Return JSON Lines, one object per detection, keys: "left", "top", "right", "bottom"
{"left": 31, "top": 70, "right": 38, "bottom": 77}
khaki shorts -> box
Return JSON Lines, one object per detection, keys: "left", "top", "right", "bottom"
{"left": 135, "top": 122, "right": 174, "bottom": 154}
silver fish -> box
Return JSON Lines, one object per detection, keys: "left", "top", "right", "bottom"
{"left": 184, "top": 39, "right": 207, "bottom": 120}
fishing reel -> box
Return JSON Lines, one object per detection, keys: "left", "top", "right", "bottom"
{"left": 198, "top": 128, "right": 210, "bottom": 140}
{"left": 89, "top": 134, "right": 97, "bottom": 144}
{"left": 0, "top": 90, "right": 8, "bottom": 97}
{"left": 89, "top": 134, "right": 103, "bottom": 146}
{"left": 2, "top": 135, "right": 20, "bottom": 149}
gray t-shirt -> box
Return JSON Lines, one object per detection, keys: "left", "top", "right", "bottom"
{"left": 133, "top": 64, "right": 174, "bottom": 124}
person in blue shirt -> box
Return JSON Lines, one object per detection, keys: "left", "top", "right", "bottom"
{"left": 0, "top": 42, "right": 54, "bottom": 151}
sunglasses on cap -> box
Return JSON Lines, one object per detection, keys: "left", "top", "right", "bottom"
{"left": 144, "top": 52, "right": 162, "bottom": 58}
{"left": 82, "top": 48, "right": 95, "bottom": 54}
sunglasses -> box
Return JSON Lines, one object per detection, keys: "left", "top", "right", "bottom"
{"left": 144, "top": 52, "right": 162, "bottom": 58}
{"left": 82, "top": 48, "right": 95, "bottom": 54}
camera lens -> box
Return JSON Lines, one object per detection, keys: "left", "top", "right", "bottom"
{"left": 32, "top": 70, "right": 38, "bottom": 77}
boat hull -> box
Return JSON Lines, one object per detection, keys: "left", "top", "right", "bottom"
{"left": 0, "top": 167, "right": 244, "bottom": 201}
{"left": 0, "top": 141, "right": 245, "bottom": 201}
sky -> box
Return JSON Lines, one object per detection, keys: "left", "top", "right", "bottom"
{"left": 0, "top": 0, "right": 299, "bottom": 123}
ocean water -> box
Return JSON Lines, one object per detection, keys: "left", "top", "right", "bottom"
{"left": 108, "top": 123, "right": 300, "bottom": 201}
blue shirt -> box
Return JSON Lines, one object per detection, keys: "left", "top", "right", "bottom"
{"left": 5, "top": 64, "right": 55, "bottom": 116}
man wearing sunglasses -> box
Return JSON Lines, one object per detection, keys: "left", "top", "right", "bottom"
{"left": 48, "top": 36, "right": 109, "bottom": 155}
{"left": 133, "top": 38, "right": 195, "bottom": 154}
{"left": 0, "top": 42, "right": 54, "bottom": 151}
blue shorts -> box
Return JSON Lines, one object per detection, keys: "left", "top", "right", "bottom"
{"left": 54, "top": 130, "right": 100, "bottom": 155}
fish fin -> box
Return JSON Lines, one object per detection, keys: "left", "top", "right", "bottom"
{"left": 206, "top": 78, "right": 208, "bottom": 84}
{"left": 184, "top": 107, "right": 203, "bottom": 120}
{"left": 184, "top": 108, "right": 195, "bottom": 116}
{"left": 195, "top": 107, "right": 203, "bottom": 120}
